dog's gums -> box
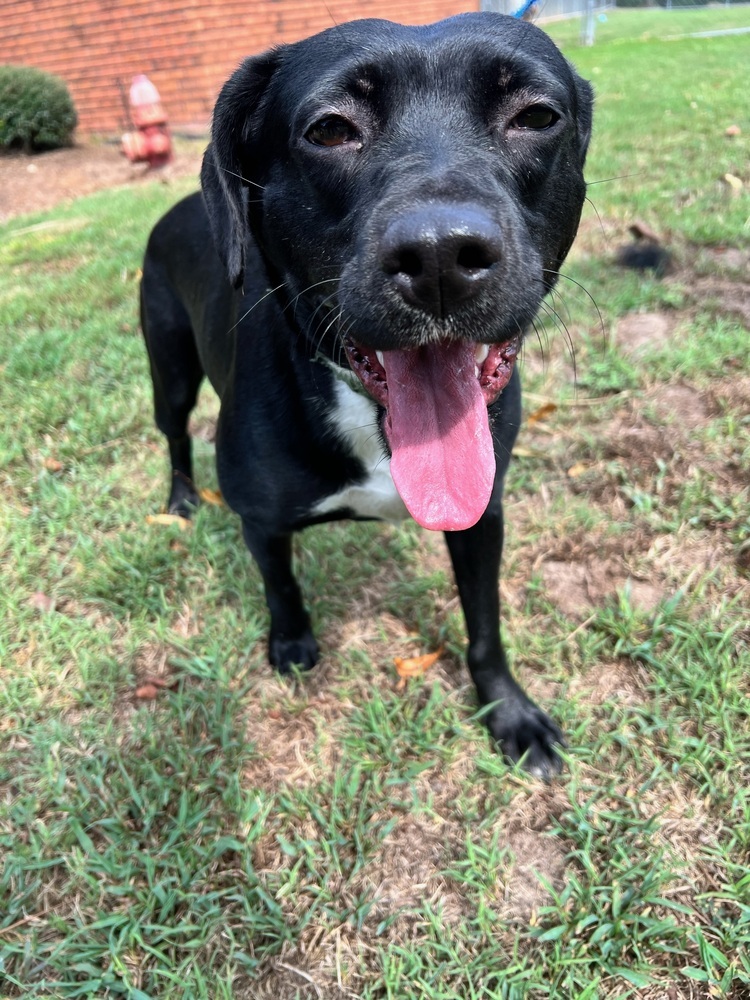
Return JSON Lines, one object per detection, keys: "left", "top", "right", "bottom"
{"left": 343, "top": 336, "right": 520, "bottom": 408}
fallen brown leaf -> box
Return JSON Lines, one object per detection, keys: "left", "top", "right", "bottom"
{"left": 198, "top": 487, "right": 224, "bottom": 506}
{"left": 724, "top": 173, "right": 743, "bottom": 192}
{"left": 394, "top": 648, "right": 443, "bottom": 689}
{"left": 43, "top": 458, "right": 64, "bottom": 472}
{"left": 135, "top": 683, "right": 161, "bottom": 700}
{"left": 146, "top": 513, "right": 191, "bottom": 530}
{"left": 567, "top": 462, "right": 590, "bottom": 478}
{"left": 526, "top": 402, "right": 557, "bottom": 427}
{"left": 141, "top": 676, "right": 177, "bottom": 690}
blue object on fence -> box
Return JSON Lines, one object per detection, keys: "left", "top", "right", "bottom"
{"left": 511, "top": 0, "right": 537, "bottom": 17}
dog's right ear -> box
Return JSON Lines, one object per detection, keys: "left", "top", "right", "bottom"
{"left": 201, "top": 50, "right": 282, "bottom": 289}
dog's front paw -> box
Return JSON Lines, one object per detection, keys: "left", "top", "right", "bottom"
{"left": 168, "top": 471, "right": 200, "bottom": 518}
{"left": 269, "top": 631, "right": 319, "bottom": 674}
{"left": 486, "top": 696, "right": 566, "bottom": 780}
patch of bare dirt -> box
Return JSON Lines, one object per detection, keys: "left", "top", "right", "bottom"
{"left": 568, "top": 659, "right": 646, "bottom": 708}
{"left": 614, "top": 311, "right": 676, "bottom": 358}
{"left": 0, "top": 141, "right": 204, "bottom": 222}
{"left": 240, "top": 964, "right": 350, "bottom": 1000}
{"left": 540, "top": 557, "right": 664, "bottom": 616}
{"left": 644, "top": 382, "right": 709, "bottom": 432}
{"left": 604, "top": 417, "right": 675, "bottom": 469}
{"left": 690, "top": 276, "right": 750, "bottom": 328}
{"left": 703, "top": 245, "right": 750, "bottom": 276}
{"left": 709, "top": 373, "right": 750, "bottom": 417}
{"left": 242, "top": 682, "right": 344, "bottom": 794}
{"left": 503, "top": 827, "right": 567, "bottom": 921}
{"left": 648, "top": 527, "right": 729, "bottom": 575}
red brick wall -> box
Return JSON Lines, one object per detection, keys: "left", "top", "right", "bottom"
{"left": 1, "top": 0, "right": 478, "bottom": 135}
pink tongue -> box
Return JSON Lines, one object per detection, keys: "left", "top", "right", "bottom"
{"left": 382, "top": 341, "right": 495, "bottom": 531}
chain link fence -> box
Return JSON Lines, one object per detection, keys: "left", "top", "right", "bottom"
{"left": 481, "top": 0, "right": 611, "bottom": 21}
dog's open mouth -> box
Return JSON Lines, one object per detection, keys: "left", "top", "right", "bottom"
{"left": 343, "top": 337, "right": 519, "bottom": 532}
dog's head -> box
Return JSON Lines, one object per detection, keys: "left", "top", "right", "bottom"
{"left": 202, "top": 14, "right": 593, "bottom": 530}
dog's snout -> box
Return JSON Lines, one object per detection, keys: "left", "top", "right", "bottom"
{"left": 380, "top": 205, "right": 502, "bottom": 318}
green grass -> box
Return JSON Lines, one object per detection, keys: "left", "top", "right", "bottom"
{"left": 545, "top": 5, "right": 750, "bottom": 48}
{"left": 545, "top": 8, "right": 750, "bottom": 245}
{"left": 1, "top": 12, "right": 749, "bottom": 999}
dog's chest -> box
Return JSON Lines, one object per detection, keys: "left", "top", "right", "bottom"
{"left": 312, "top": 379, "right": 409, "bottom": 522}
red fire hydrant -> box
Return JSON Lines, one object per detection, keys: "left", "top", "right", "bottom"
{"left": 121, "top": 75, "right": 172, "bottom": 169}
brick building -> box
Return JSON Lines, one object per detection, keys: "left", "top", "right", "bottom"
{"left": 1, "top": 0, "right": 477, "bottom": 134}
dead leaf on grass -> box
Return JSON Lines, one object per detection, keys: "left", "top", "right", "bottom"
{"left": 43, "top": 458, "right": 64, "bottom": 472}
{"left": 526, "top": 402, "right": 557, "bottom": 427}
{"left": 135, "top": 677, "right": 177, "bottom": 699}
{"left": 146, "top": 513, "right": 191, "bottom": 530}
{"left": 394, "top": 648, "right": 443, "bottom": 690}
{"left": 567, "top": 462, "right": 591, "bottom": 478}
{"left": 198, "top": 487, "right": 224, "bottom": 506}
{"left": 724, "top": 173, "right": 743, "bottom": 192}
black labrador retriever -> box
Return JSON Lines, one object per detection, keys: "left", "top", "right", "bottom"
{"left": 141, "top": 13, "right": 593, "bottom": 777}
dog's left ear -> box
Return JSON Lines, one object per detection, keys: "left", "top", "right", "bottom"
{"left": 573, "top": 72, "right": 594, "bottom": 164}
{"left": 201, "top": 50, "right": 283, "bottom": 289}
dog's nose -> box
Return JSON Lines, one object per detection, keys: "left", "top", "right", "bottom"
{"left": 380, "top": 204, "right": 502, "bottom": 317}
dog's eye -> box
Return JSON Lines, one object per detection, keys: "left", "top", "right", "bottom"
{"left": 305, "top": 116, "right": 360, "bottom": 147}
{"left": 510, "top": 106, "right": 559, "bottom": 131}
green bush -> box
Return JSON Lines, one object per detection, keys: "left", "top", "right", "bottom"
{"left": 615, "top": 0, "right": 649, "bottom": 7}
{"left": 0, "top": 65, "right": 77, "bottom": 152}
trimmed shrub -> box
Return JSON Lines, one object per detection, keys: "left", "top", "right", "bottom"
{"left": 0, "top": 65, "right": 77, "bottom": 152}
{"left": 656, "top": 0, "right": 709, "bottom": 5}
{"left": 615, "top": 0, "right": 649, "bottom": 7}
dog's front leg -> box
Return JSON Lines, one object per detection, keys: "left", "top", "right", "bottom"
{"left": 445, "top": 511, "right": 565, "bottom": 778}
{"left": 241, "top": 523, "right": 319, "bottom": 673}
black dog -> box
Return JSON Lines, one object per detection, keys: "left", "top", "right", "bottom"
{"left": 141, "top": 13, "right": 593, "bottom": 777}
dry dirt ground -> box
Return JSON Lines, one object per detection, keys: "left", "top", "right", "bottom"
{"left": 0, "top": 139, "right": 205, "bottom": 222}
{"left": 3, "top": 139, "right": 750, "bottom": 998}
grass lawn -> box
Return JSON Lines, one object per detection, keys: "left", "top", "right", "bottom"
{"left": 1, "top": 9, "right": 749, "bottom": 999}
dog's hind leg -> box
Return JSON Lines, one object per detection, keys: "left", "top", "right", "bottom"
{"left": 140, "top": 277, "right": 204, "bottom": 517}
{"left": 445, "top": 513, "right": 565, "bottom": 779}
{"left": 241, "top": 524, "right": 319, "bottom": 673}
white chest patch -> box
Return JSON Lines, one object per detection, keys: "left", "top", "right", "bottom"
{"left": 312, "top": 377, "right": 409, "bottom": 522}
